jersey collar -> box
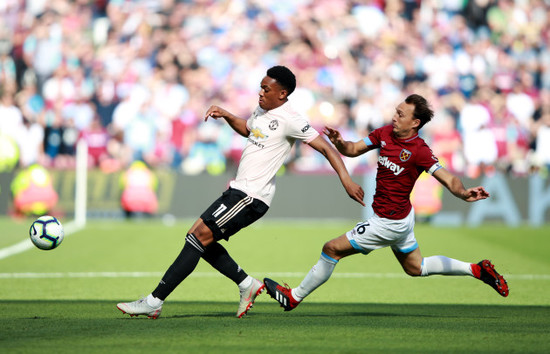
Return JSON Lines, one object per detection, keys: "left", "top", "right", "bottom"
{"left": 392, "top": 130, "right": 419, "bottom": 142}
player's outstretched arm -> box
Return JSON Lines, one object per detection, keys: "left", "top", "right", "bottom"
{"left": 205, "top": 105, "right": 249, "bottom": 137}
{"left": 308, "top": 135, "right": 365, "bottom": 206}
{"left": 433, "top": 167, "right": 490, "bottom": 202}
{"left": 323, "top": 126, "right": 371, "bottom": 157}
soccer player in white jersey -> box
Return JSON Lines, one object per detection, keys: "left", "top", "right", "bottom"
{"left": 117, "top": 66, "right": 365, "bottom": 319}
{"left": 264, "top": 94, "right": 509, "bottom": 312}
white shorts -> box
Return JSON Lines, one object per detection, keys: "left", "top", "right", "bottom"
{"left": 345, "top": 208, "right": 418, "bottom": 254}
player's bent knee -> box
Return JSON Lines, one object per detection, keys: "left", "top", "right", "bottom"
{"left": 403, "top": 264, "right": 422, "bottom": 277}
{"left": 321, "top": 242, "right": 333, "bottom": 254}
{"left": 321, "top": 241, "right": 338, "bottom": 258}
{"left": 192, "top": 230, "right": 215, "bottom": 248}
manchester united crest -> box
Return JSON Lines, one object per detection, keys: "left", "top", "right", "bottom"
{"left": 269, "top": 120, "right": 279, "bottom": 130}
{"left": 399, "top": 149, "right": 412, "bottom": 162}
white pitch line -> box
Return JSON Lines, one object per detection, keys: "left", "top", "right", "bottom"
{"left": 0, "top": 221, "right": 83, "bottom": 261}
{"left": 0, "top": 239, "right": 34, "bottom": 261}
{"left": 0, "top": 271, "right": 548, "bottom": 280}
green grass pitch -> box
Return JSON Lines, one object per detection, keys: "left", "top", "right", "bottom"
{"left": 1, "top": 217, "right": 549, "bottom": 353}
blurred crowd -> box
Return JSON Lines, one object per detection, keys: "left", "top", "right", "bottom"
{"left": 0, "top": 0, "right": 549, "bottom": 178}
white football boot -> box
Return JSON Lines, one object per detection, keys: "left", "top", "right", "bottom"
{"left": 117, "top": 297, "right": 162, "bottom": 319}
{"left": 236, "top": 278, "right": 265, "bottom": 318}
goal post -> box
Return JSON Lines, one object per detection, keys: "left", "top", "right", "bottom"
{"left": 64, "top": 139, "right": 88, "bottom": 233}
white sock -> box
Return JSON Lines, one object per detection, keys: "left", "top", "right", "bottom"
{"left": 293, "top": 252, "right": 338, "bottom": 301}
{"left": 146, "top": 294, "right": 163, "bottom": 307}
{"left": 420, "top": 255, "right": 473, "bottom": 276}
{"left": 238, "top": 275, "right": 253, "bottom": 291}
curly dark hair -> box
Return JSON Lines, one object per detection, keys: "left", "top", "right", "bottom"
{"left": 266, "top": 65, "right": 296, "bottom": 95}
{"left": 405, "top": 94, "right": 434, "bottom": 130}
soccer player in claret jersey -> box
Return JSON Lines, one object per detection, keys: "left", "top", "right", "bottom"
{"left": 264, "top": 94, "right": 509, "bottom": 312}
{"left": 116, "top": 65, "right": 365, "bottom": 319}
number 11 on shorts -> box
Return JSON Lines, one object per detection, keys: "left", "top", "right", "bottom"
{"left": 212, "top": 204, "right": 227, "bottom": 217}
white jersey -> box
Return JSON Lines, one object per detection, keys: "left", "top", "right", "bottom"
{"left": 229, "top": 101, "right": 319, "bottom": 205}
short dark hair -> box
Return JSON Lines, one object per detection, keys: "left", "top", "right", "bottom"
{"left": 405, "top": 94, "right": 433, "bottom": 130}
{"left": 266, "top": 65, "right": 296, "bottom": 95}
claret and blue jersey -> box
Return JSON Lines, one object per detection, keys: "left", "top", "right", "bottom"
{"left": 364, "top": 125, "right": 442, "bottom": 220}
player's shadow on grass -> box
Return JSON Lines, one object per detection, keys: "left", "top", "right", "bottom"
{"left": 140, "top": 301, "right": 544, "bottom": 320}
{"left": 5, "top": 301, "right": 549, "bottom": 353}
{"left": 166, "top": 312, "right": 446, "bottom": 319}
{"left": 4, "top": 300, "right": 548, "bottom": 320}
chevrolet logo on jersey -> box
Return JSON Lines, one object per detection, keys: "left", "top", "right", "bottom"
{"left": 399, "top": 149, "right": 412, "bottom": 162}
{"left": 251, "top": 128, "right": 268, "bottom": 139}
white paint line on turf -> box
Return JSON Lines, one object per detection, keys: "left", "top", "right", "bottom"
{"left": 0, "top": 239, "right": 34, "bottom": 261}
{"left": 0, "top": 272, "right": 548, "bottom": 280}
{"left": 0, "top": 221, "right": 83, "bottom": 261}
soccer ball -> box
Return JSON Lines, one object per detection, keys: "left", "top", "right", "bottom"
{"left": 29, "top": 216, "right": 65, "bottom": 250}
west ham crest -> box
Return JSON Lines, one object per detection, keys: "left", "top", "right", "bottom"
{"left": 399, "top": 149, "right": 412, "bottom": 162}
